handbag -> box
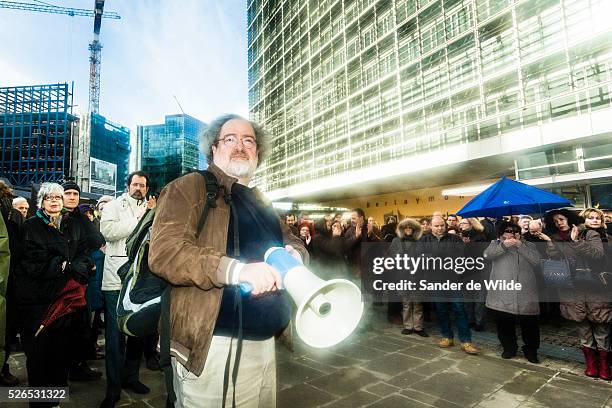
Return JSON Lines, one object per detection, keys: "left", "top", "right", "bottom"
{"left": 573, "top": 230, "right": 608, "bottom": 289}
{"left": 573, "top": 259, "right": 603, "bottom": 289}
{"left": 540, "top": 258, "right": 573, "bottom": 288}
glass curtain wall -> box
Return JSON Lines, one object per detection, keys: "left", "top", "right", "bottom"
{"left": 248, "top": 0, "right": 612, "bottom": 192}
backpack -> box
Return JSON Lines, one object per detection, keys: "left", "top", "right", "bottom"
{"left": 116, "top": 170, "right": 221, "bottom": 337}
{"left": 116, "top": 208, "right": 163, "bottom": 336}
{"left": 115, "top": 170, "right": 223, "bottom": 408}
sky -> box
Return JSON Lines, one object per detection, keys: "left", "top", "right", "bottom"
{"left": 0, "top": 0, "right": 249, "bottom": 128}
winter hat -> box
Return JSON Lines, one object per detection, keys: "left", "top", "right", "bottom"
{"left": 78, "top": 204, "right": 94, "bottom": 214}
{"left": 61, "top": 180, "right": 81, "bottom": 194}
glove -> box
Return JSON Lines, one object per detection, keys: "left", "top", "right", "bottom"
{"left": 66, "top": 257, "right": 95, "bottom": 284}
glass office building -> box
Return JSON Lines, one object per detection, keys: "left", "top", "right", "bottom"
{"left": 71, "top": 112, "right": 131, "bottom": 196}
{"left": 137, "top": 114, "right": 206, "bottom": 193}
{"left": 247, "top": 0, "right": 612, "bottom": 203}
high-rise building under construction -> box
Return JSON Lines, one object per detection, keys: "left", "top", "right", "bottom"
{"left": 0, "top": 83, "right": 131, "bottom": 197}
{"left": 247, "top": 0, "right": 612, "bottom": 212}
{"left": 0, "top": 83, "right": 77, "bottom": 187}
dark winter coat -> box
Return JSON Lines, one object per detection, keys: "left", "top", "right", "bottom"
{"left": 312, "top": 220, "right": 347, "bottom": 279}
{"left": 459, "top": 228, "right": 489, "bottom": 281}
{"left": 389, "top": 218, "right": 422, "bottom": 300}
{"left": 344, "top": 224, "right": 381, "bottom": 277}
{"left": 17, "top": 212, "right": 94, "bottom": 325}
{"left": 420, "top": 232, "right": 464, "bottom": 300}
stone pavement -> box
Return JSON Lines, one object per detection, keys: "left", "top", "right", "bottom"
{"left": 4, "top": 304, "right": 612, "bottom": 407}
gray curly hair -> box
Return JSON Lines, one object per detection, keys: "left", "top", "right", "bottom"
{"left": 200, "top": 114, "right": 269, "bottom": 166}
{"left": 37, "top": 182, "right": 64, "bottom": 208}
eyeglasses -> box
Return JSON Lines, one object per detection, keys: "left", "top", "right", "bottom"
{"left": 504, "top": 229, "right": 519, "bottom": 234}
{"left": 218, "top": 135, "right": 257, "bottom": 150}
{"left": 44, "top": 195, "right": 63, "bottom": 202}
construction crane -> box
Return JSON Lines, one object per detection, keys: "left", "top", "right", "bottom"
{"left": 89, "top": 0, "right": 106, "bottom": 114}
{"left": 0, "top": 1, "right": 120, "bottom": 19}
{"left": 0, "top": 0, "right": 120, "bottom": 113}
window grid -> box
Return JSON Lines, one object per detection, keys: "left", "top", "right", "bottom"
{"left": 248, "top": 0, "right": 612, "bottom": 191}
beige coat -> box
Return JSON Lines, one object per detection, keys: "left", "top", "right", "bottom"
{"left": 484, "top": 240, "right": 541, "bottom": 316}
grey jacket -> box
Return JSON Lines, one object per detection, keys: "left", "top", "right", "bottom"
{"left": 484, "top": 240, "right": 541, "bottom": 315}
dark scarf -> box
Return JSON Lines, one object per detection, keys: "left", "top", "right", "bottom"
{"left": 36, "top": 208, "right": 67, "bottom": 229}
{"left": 558, "top": 229, "right": 571, "bottom": 241}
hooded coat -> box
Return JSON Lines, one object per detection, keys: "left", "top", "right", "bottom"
{"left": 388, "top": 219, "right": 422, "bottom": 300}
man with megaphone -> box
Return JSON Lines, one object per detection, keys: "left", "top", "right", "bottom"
{"left": 148, "top": 114, "right": 309, "bottom": 408}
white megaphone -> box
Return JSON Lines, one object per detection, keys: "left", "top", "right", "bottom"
{"left": 239, "top": 247, "right": 364, "bottom": 348}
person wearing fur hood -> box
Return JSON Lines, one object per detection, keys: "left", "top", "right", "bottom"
{"left": 389, "top": 218, "right": 429, "bottom": 337}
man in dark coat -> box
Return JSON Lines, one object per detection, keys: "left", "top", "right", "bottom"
{"left": 344, "top": 208, "right": 380, "bottom": 278}
{"left": 61, "top": 181, "right": 105, "bottom": 382}
{"left": 422, "top": 215, "right": 478, "bottom": 355}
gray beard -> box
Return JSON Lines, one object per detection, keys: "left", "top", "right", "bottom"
{"left": 226, "top": 159, "right": 255, "bottom": 180}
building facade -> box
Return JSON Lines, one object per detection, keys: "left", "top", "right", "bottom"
{"left": 0, "top": 83, "right": 77, "bottom": 188}
{"left": 247, "top": 0, "right": 612, "bottom": 209}
{"left": 136, "top": 114, "right": 206, "bottom": 193}
{"left": 73, "top": 112, "right": 131, "bottom": 196}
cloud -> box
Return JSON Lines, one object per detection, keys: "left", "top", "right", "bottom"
{"left": 0, "top": 60, "right": 34, "bottom": 86}
{"left": 1, "top": 0, "right": 248, "bottom": 128}
{"left": 103, "top": 0, "right": 249, "bottom": 126}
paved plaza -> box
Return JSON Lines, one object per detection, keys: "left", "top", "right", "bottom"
{"left": 5, "top": 305, "right": 612, "bottom": 407}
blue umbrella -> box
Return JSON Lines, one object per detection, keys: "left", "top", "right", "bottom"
{"left": 457, "top": 177, "right": 572, "bottom": 218}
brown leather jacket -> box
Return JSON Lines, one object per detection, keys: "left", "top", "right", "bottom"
{"left": 149, "top": 164, "right": 308, "bottom": 375}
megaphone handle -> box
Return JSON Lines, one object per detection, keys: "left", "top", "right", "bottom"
{"left": 239, "top": 282, "right": 253, "bottom": 294}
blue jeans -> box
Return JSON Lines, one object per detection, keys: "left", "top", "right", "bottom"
{"left": 435, "top": 302, "right": 472, "bottom": 343}
{"left": 103, "top": 290, "right": 142, "bottom": 397}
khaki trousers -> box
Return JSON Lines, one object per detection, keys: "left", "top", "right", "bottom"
{"left": 579, "top": 321, "right": 611, "bottom": 351}
{"left": 172, "top": 336, "right": 276, "bottom": 408}
{"left": 402, "top": 300, "right": 424, "bottom": 331}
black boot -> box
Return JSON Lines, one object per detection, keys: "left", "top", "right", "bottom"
{"left": 69, "top": 361, "right": 102, "bottom": 381}
{"left": 99, "top": 394, "right": 120, "bottom": 408}
{"left": 122, "top": 380, "right": 151, "bottom": 394}
{"left": 522, "top": 346, "right": 539, "bottom": 364}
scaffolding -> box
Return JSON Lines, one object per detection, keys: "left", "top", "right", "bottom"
{"left": 0, "top": 83, "right": 77, "bottom": 187}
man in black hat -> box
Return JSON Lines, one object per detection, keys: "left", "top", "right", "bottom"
{"left": 61, "top": 180, "right": 105, "bottom": 382}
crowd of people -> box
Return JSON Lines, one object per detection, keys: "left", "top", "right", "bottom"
{"left": 285, "top": 206, "right": 612, "bottom": 378}
{"left": 0, "top": 176, "right": 160, "bottom": 408}
{"left": 0, "top": 113, "right": 611, "bottom": 407}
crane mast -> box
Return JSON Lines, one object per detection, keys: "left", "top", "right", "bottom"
{"left": 0, "top": 1, "right": 120, "bottom": 114}
{"left": 88, "top": 0, "right": 105, "bottom": 114}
